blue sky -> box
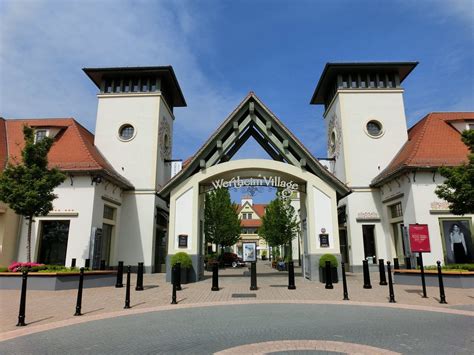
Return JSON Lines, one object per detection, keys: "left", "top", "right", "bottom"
{"left": 1, "top": 0, "right": 473, "bottom": 203}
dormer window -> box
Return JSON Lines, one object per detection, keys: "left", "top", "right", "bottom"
{"left": 35, "top": 129, "right": 48, "bottom": 143}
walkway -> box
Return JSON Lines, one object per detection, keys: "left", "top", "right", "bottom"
{"left": 0, "top": 262, "right": 473, "bottom": 354}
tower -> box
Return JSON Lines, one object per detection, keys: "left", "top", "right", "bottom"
{"left": 84, "top": 66, "right": 186, "bottom": 272}
{"left": 310, "top": 62, "right": 417, "bottom": 269}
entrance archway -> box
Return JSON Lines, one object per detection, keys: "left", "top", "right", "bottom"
{"left": 158, "top": 93, "right": 351, "bottom": 282}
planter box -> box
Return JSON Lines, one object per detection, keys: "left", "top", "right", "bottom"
{"left": 171, "top": 268, "right": 190, "bottom": 284}
{"left": 394, "top": 270, "right": 474, "bottom": 289}
{"left": 319, "top": 267, "right": 339, "bottom": 283}
{"left": 0, "top": 271, "right": 117, "bottom": 291}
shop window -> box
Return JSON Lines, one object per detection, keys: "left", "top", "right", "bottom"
{"left": 38, "top": 220, "right": 70, "bottom": 265}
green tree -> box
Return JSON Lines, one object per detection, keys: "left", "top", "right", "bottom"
{"left": 259, "top": 196, "right": 300, "bottom": 259}
{"left": 204, "top": 188, "right": 241, "bottom": 255}
{"left": 435, "top": 130, "right": 474, "bottom": 215}
{"left": 0, "top": 125, "right": 66, "bottom": 262}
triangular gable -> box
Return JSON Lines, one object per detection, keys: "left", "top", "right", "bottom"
{"left": 159, "top": 92, "right": 350, "bottom": 199}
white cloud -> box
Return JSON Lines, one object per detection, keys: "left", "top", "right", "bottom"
{"left": 0, "top": 0, "right": 241, "bottom": 159}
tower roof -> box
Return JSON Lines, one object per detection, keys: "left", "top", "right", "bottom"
{"left": 83, "top": 66, "right": 187, "bottom": 107}
{"left": 310, "top": 62, "right": 418, "bottom": 105}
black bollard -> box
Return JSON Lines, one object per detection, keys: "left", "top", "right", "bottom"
{"left": 74, "top": 267, "right": 85, "bottom": 316}
{"left": 378, "top": 259, "right": 387, "bottom": 286}
{"left": 115, "top": 261, "right": 124, "bottom": 288}
{"left": 85, "top": 258, "right": 90, "bottom": 269}
{"left": 419, "top": 252, "right": 427, "bottom": 298}
{"left": 211, "top": 262, "right": 219, "bottom": 291}
{"left": 325, "top": 260, "right": 333, "bottom": 289}
{"left": 250, "top": 262, "right": 257, "bottom": 290}
{"left": 136, "top": 262, "right": 144, "bottom": 291}
{"left": 393, "top": 258, "right": 400, "bottom": 270}
{"left": 16, "top": 270, "right": 28, "bottom": 326}
{"left": 71, "top": 258, "right": 76, "bottom": 268}
{"left": 405, "top": 257, "right": 411, "bottom": 270}
{"left": 362, "top": 259, "right": 372, "bottom": 289}
{"left": 100, "top": 260, "right": 106, "bottom": 270}
{"left": 171, "top": 265, "right": 177, "bottom": 304}
{"left": 436, "top": 261, "right": 447, "bottom": 304}
{"left": 176, "top": 263, "right": 182, "bottom": 291}
{"left": 341, "top": 262, "right": 349, "bottom": 300}
{"left": 288, "top": 261, "right": 296, "bottom": 290}
{"left": 124, "top": 265, "right": 131, "bottom": 309}
{"left": 387, "top": 261, "right": 396, "bottom": 303}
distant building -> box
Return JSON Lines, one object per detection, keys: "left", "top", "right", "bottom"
{"left": 234, "top": 196, "right": 267, "bottom": 257}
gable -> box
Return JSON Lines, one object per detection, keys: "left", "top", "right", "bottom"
{"left": 159, "top": 92, "right": 350, "bottom": 199}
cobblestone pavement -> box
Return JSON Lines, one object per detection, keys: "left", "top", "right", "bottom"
{"left": 0, "top": 262, "right": 473, "bottom": 353}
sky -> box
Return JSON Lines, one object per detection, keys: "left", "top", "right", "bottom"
{"left": 1, "top": 0, "right": 473, "bottom": 203}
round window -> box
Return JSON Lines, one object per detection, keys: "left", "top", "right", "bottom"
{"left": 329, "top": 131, "right": 336, "bottom": 152}
{"left": 164, "top": 133, "right": 170, "bottom": 150}
{"left": 119, "top": 124, "right": 135, "bottom": 141}
{"left": 366, "top": 120, "right": 383, "bottom": 137}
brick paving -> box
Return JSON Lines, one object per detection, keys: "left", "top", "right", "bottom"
{"left": 1, "top": 261, "right": 473, "bottom": 336}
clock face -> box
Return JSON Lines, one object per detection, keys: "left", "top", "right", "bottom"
{"left": 159, "top": 118, "right": 172, "bottom": 160}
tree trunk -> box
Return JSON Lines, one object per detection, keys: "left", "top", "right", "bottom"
{"left": 26, "top": 215, "right": 33, "bottom": 263}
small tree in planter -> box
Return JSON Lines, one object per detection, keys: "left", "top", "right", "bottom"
{"left": 318, "top": 254, "right": 339, "bottom": 283}
{"left": 170, "top": 252, "right": 193, "bottom": 284}
{"left": 261, "top": 250, "right": 267, "bottom": 260}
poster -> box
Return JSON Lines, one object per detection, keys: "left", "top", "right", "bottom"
{"left": 409, "top": 224, "right": 431, "bottom": 253}
{"left": 243, "top": 242, "right": 256, "bottom": 262}
{"left": 440, "top": 219, "right": 473, "bottom": 264}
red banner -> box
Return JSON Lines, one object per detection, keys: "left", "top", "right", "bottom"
{"left": 409, "top": 224, "right": 431, "bottom": 253}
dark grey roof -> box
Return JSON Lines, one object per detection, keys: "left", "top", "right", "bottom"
{"left": 310, "top": 62, "right": 418, "bottom": 105}
{"left": 83, "top": 66, "right": 186, "bottom": 107}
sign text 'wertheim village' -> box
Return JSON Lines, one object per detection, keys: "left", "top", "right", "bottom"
{"left": 211, "top": 176, "right": 299, "bottom": 198}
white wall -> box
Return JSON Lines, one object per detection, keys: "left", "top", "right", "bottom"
{"left": 169, "top": 187, "right": 194, "bottom": 254}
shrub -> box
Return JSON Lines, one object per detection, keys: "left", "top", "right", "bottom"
{"left": 261, "top": 250, "right": 267, "bottom": 257}
{"left": 319, "top": 254, "right": 338, "bottom": 268}
{"left": 424, "top": 263, "right": 474, "bottom": 272}
{"left": 170, "top": 252, "right": 193, "bottom": 269}
{"left": 0, "top": 266, "right": 8, "bottom": 272}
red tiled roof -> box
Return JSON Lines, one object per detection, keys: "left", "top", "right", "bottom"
{"left": 372, "top": 112, "right": 473, "bottom": 185}
{"left": 241, "top": 219, "right": 262, "bottom": 227}
{"left": 1, "top": 118, "right": 132, "bottom": 189}
{"left": 237, "top": 202, "right": 267, "bottom": 217}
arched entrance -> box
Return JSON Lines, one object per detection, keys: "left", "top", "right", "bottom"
{"left": 158, "top": 93, "right": 350, "bottom": 282}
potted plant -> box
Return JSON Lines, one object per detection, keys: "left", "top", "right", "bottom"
{"left": 318, "top": 254, "right": 339, "bottom": 283}
{"left": 171, "top": 252, "right": 193, "bottom": 284}
{"left": 261, "top": 250, "right": 267, "bottom": 260}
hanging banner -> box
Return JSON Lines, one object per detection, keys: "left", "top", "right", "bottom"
{"left": 409, "top": 224, "right": 431, "bottom": 253}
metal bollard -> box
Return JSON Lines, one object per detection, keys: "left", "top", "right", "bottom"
{"left": 71, "top": 258, "right": 76, "bottom": 268}
{"left": 419, "top": 253, "right": 427, "bottom": 298}
{"left": 124, "top": 265, "right": 131, "bottom": 309}
{"left": 115, "top": 261, "right": 124, "bottom": 288}
{"left": 405, "top": 257, "right": 411, "bottom": 270}
{"left": 135, "top": 262, "right": 144, "bottom": 291}
{"left": 100, "top": 260, "right": 106, "bottom": 270}
{"left": 362, "top": 259, "right": 372, "bottom": 289}
{"left": 325, "top": 260, "right": 333, "bottom": 289}
{"left": 393, "top": 258, "right": 399, "bottom": 270}
{"left": 288, "top": 261, "right": 296, "bottom": 290}
{"left": 85, "top": 258, "right": 90, "bottom": 269}
{"left": 378, "top": 259, "right": 387, "bottom": 286}
{"left": 16, "top": 270, "right": 28, "bottom": 326}
{"left": 436, "top": 261, "right": 447, "bottom": 304}
{"left": 387, "top": 261, "right": 396, "bottom": 303}
{"left": 171, "top": 266, "right": 177, "bottom": 304}
{"left": 176, "top": 263, "right": 182, "bottom": 291}
{"left": 341, "top": 262, "right": 349, "bottom": 300}
{"left": 211, "top": 263, "right": 219, "bottom": 291}
{"left": 250, "top": 262, "right": 257, "bottom": 290}
{"left": 74, "top": 267, "right": 85, "bottom": 316}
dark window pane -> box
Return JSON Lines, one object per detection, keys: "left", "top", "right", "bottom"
{"left": 38, "top": 220, "right": 70, "bottom": 265}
